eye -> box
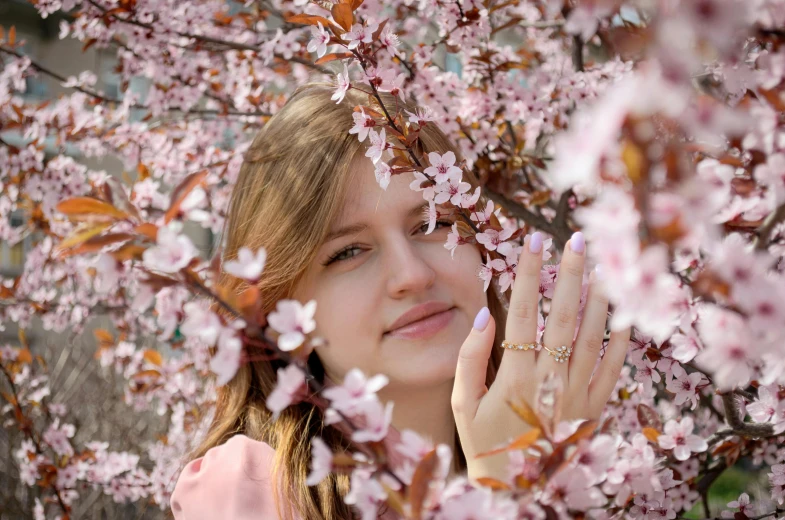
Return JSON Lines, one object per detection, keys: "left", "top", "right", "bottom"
{"left": 418, "top": 219, "right": 453, "bottom": 234}
{"left": 323, "top": 244, "right": 362, "bottom": 266}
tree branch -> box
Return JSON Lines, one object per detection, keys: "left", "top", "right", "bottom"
{"left": 754, "top": 203, "right": 785, "bottom": 251}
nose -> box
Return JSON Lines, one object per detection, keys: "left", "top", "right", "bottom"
{"left": 385, "top": 239, "right": 436, "bottom": 298}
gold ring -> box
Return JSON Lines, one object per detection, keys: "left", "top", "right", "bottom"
{"left": 543, "top": 344, "right": 573, "bottom": 363}
{"left": 500, "top": 340, "right": 538, "bottom": 352}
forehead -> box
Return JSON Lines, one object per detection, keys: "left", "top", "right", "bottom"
{"left": 334, "top": 156, "right": 423, "bottom": 225}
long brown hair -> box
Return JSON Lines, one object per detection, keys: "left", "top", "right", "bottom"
{"left": 184, "top": 81, "right": 507, "bottom": 519}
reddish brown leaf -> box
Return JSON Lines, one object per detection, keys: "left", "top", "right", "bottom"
{"left": 475, "top": 477, "right": 511, "bottom": 490}
{"left": 380, "top": 483, "right": 407, "bottom": 516}
{"left": 132, "top": 369, "right": 162, "bottom": 380}
{"left": 331, "top": 3, "right": 354, "bottom": 31}
{"left": 642, "top": 427, "right": 661, "bottom": 443}
{"left": 637, "top": 403, "right": 663, "bottom": 432}
{"left": 94, "top": 329, "right": 114, "bottom": 344}
{"left": 561, "top": 420, "right": 598, "bottom": 445}
{"left": 135, "top": 223, "right": 159, "bottom": 242}
{"left": 476, "top": 427, "right": 541, "bottom": 458}
{"left": 56, "top": 197, "right": 129, "bottom": 220}
{"left": 165, "top": 170, "right": 208, "bottom": 224}
{"left": 284, "top": 13, "right": 334, "bottom": 27}
{"left": 315, "top": 52, "right": 353, "bottom": 65}
{"left": 143, "top": 349, "right": 163, "bottom": 366}
{"left": 408, "top": 449, "right": 437, "bottom": 520}
{"left": 55, "top": 223, "right": 113, "bottom": 252}
{"left": 506, "top": 397, "right": 541, "bottom": 430}
{"left": 17, "top": 348, "right": 32, "bottom": 364}
{"left": 109, "top": 244, "right": 146, "bottom": 261}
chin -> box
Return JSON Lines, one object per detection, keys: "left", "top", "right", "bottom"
{"left": 382, "top": 336, "right": 463, "bottom": 388}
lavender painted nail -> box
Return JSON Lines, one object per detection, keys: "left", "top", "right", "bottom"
{"left": 473, "top": 306, "right": 490, "bottom": 331}
{"left": 570, "top": 231, "right": 585, "bottom": 254}
{"left": 529, "top": 231, "right": 543, "bottom": 254}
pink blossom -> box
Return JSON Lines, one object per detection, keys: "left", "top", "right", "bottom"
{"left": 433, "top": 172, "right": 471, "bottom": 205}
{"left": 573, "top": 434, "right": 618, "bottom": 485}
{"left": 351, "top": 400, "right": 394, "bottom": 443}
{"left": 307, "top": 22, "right": 331, "bottom": 58}
{"left": 541, "top": 466, "right": 606, "bottom": 511}
{"left": 305, "top": 436, "right": 333, "bottom": 486}
{"left": 341, "top": 21, "right": 378, "bottom": 50}
{"left": 379, "top": 24, "right": 401, "bottom": 58}
{"left": 657, "top": 417, "right": 708, "bottom": 461}
{"left": 267, "top": 299, "right": 317, "bottom": 351}
{"left": 180, "top": 300, "right": 223, "bottom": 345}
{"left": 747, "top": 384, "right": 780, "bottom": 424}
{"left": 365, "top": 128, "right": 389, "bottom": 165}
{"left": 349, "top": 108, "right": 376, "bottom": 143}
{"left": 141, "top": 222, "right": 198, "bottom": 273}
{"left": 475, "top": 227, "right": 514, "bottom": 252}
{"left": 405, "top": 106, "right": 435, "bottom": 125}
{"left": 266, "top": 364, "right": 306, "bottom": 420}
{"left": 223, "top": 246, "right": 266, "bottom": 282}
{"left": 344, "top": 468, "right": 387, "bottom": 520}
{"left": 669, "top": 327, "right": 703, "bottom": 363}
{"left": 210, "top": 319, "right": 246, "bottom": 385}
{"left": 478, "top": 254, "right": 505, "bottom": 292}
{"left": 322, "top": 368, "right": 388, "bottom": 415}
{"left": 424, "top": 151, "right": 462, "bottom": 183}
{"left": 665, "top": 371, "right": 705, "bottom": 410}
{"left": 374, "top": 161, "right": 391, "bottom": 190}
{"left": 721, "top": 492, "right": 755, "bottom": 518}
{"left": 769, "top": 464, "right": 785, "bottom": 504}
{"left": 331, "top": 64, "right": 351, "bottom": 104}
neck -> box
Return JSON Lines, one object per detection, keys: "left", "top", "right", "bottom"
{"left": 377, "top": 378, "right": 458, "bottom": 475}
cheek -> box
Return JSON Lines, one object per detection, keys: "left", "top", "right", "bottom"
{"left": 439, "top": 244, "right": 483, "bottom": 286}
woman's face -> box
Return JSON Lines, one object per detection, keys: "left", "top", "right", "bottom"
{"left": 292, "top": 155, "right": 487, "bottom": 390}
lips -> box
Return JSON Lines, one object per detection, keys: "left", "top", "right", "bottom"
{"left": 385, "top": 301, "right": 455, "bottom": 335}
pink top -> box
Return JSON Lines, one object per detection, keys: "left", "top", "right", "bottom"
{"left": 170, "top": 431, "right": 406, "bottom": 519}
{"left": 170, "top": 434, "right": 301, "bottom": 519}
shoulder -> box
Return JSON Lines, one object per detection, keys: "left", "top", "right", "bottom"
{"left": 170, "top": 434, "right": 294, "bottom": 519}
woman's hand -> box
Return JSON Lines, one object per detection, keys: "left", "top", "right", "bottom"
{"left": 451, "top": 231, "right": 631, "bottom": 482}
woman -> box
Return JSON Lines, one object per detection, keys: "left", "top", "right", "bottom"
{"left": 169, "top": 81, "right": 631, "bottom": 519}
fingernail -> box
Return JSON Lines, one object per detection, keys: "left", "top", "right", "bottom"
{"left": 529, "top": 232, "right": 543, "bottom": 254}
{"left": 594, "top": 263, "right": 603, "bottom": 281}
{"left": 570, "top": 231, "right": 585, "bottom": 254}
{"left": 473, "top": 306, "right": 490, "bottom": 332}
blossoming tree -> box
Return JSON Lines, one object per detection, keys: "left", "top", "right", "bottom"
{"left": 2, "top": 0, "right": 785, "bottom": 518}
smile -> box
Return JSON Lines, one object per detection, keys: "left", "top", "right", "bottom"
{"left": 384, "top": 308, "right": 456, "bottom": 340}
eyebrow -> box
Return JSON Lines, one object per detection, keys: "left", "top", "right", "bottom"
{"left": 324, "top": 202, "right": 429, "bottom": 243}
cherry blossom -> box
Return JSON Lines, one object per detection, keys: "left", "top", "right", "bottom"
{"left": 424, "top": 151, "right": 462, "bottom": 183}
{"left": 307, "top": 22, "right": 331, "bottom": 58}
{"left": 322, "top": 368, "right": 389, "bottom": 416}
{"left": 266, "top": 364, "right": 307, "bottom": 421}
{"left": 141, "top": 222, "right": 198, "bottom": 273}
{"left": 365, "top": 128, "right": 389, "bottom": 165}
{"left": 665, "top": 371, "right": 706, "bottom": 410}
{"left": 305, "top": 436, "right": 333, "bottom": 486}
{"left": 267, "top": 299, "right": 317, "bottom": 351}
{"left": 657, "top": 417, "right": 708, "bottom": 461}
{"left": 348, "top": 108, "right": 375, "bottom": 143}
{"left": 331, "top": 64, "right": 351, "bottom": 103}
{"left": 223, "top": 246, "right": 267, "bottom": 283}
{"left": 374, "top": 161, "right": 391, "bottom": 190}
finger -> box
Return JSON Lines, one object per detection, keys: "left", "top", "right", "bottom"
{"left": 452, "top": 307, "right": 496, "bottom": 420}
{"left": 537, "top": 232, "right": 586, "bottom": 380}
{"left": 497, "top": 232, "right": 544, "bottom": 385}
{"left": 587, "top": 326, "right": 632, "bottom": 417}
{"left": 568, "top": 267, "right": 610, "bottom": 394}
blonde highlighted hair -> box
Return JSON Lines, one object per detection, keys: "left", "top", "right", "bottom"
{"left": 184, "top": 81, "right": 507, "bottom": 519}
